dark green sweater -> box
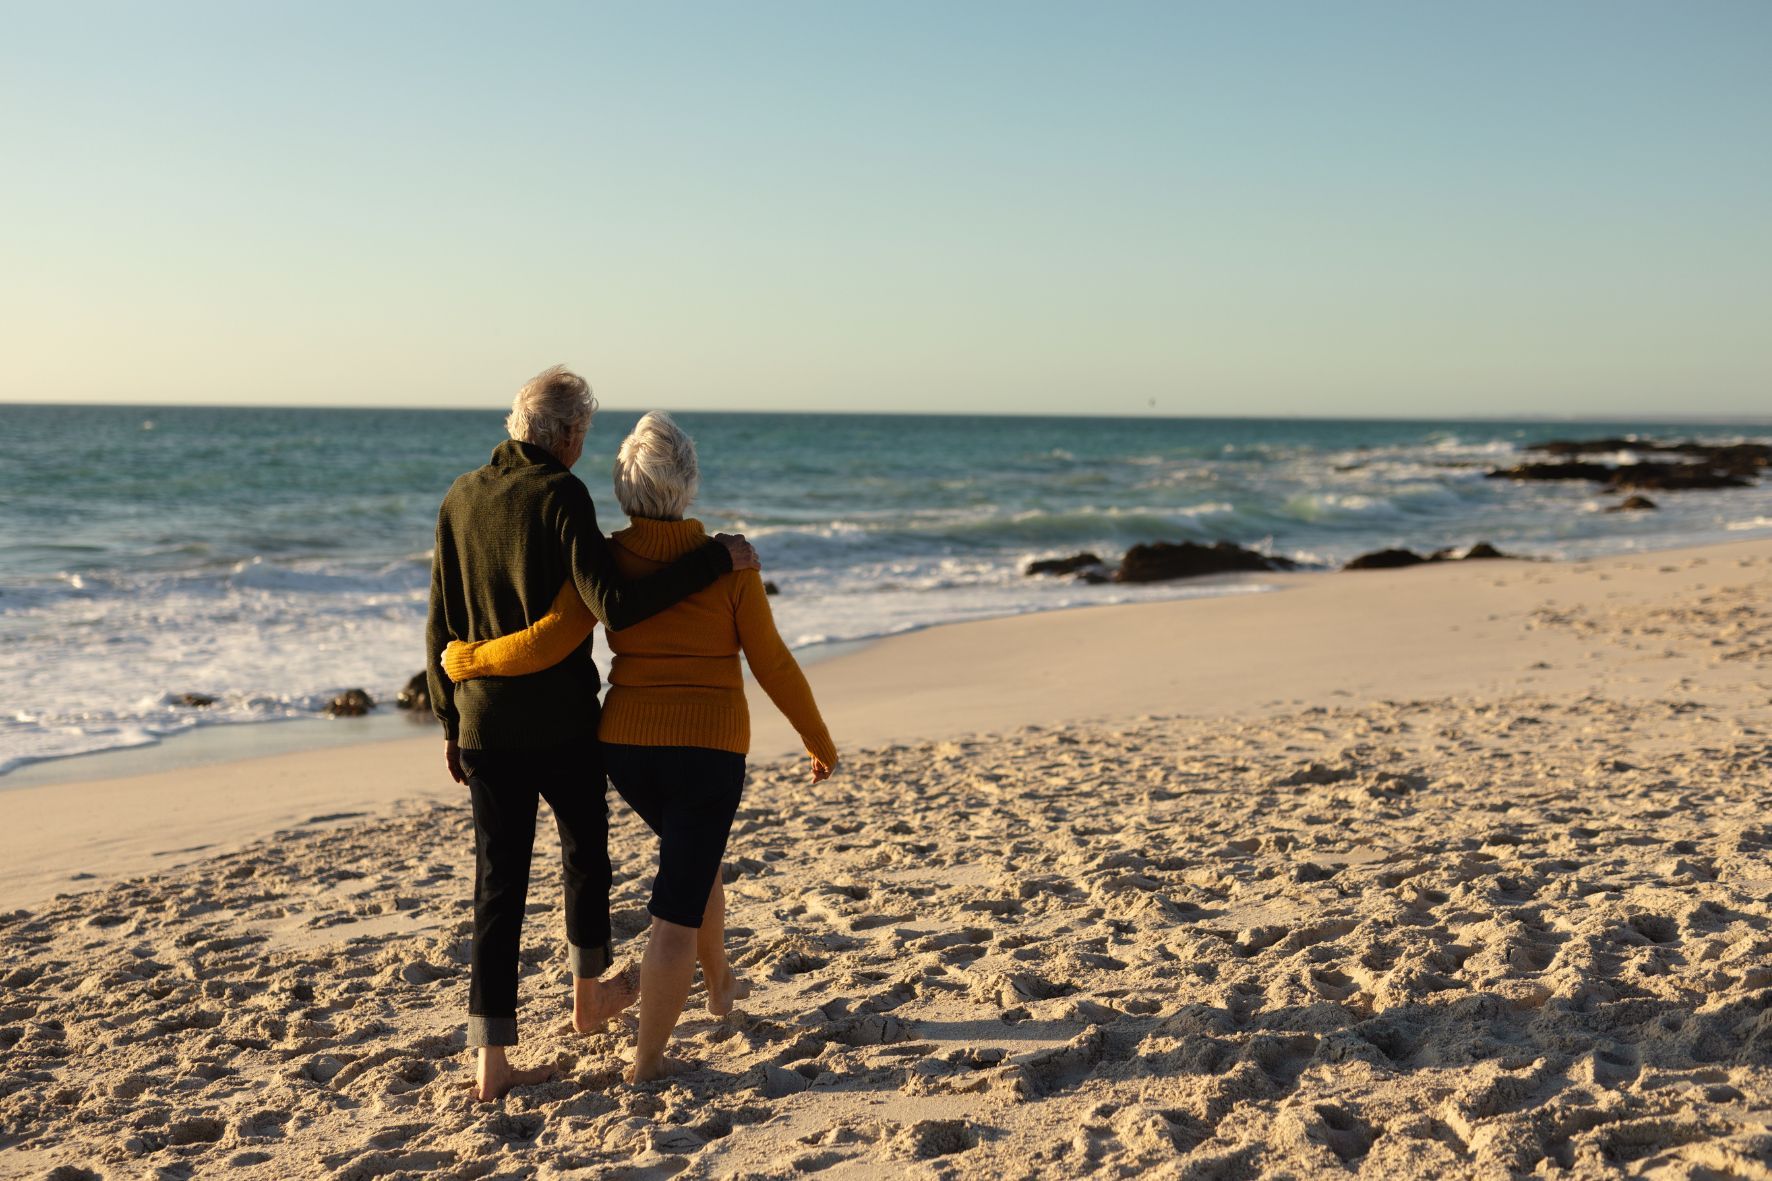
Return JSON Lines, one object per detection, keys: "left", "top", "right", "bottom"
{"left": 425, "top": 440, "right": 731, "bottom": 749}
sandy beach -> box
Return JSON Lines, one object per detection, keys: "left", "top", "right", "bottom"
{"left": 4, "top": 539, "right": 1771, "bottom": 1179}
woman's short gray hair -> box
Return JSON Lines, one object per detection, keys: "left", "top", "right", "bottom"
{"left": 505, "top": 364, "right": 597, "bottom": 455}
{"left": 613, "top": 411, "right": 699, "bottom": 520}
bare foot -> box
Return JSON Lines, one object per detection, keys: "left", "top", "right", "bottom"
{"left": 625, "top": 1053, "right": 693, "bottom": 1084}
{"left": 473, "top": 1060, "right": 554, "bottom": 1103}
{"left": 705, "top": 968, "right": 752, "bottom": 1017}
{"left": 574, "top": 963, "right": 640, "bottom": 1034}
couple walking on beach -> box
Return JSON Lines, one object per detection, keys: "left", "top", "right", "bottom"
{"left": 424, "top": 365, "right": 837, "bottom": 1100}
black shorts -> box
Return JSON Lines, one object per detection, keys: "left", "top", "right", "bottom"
{"left": 602, "top": 742, "right": 745, "bottom": 929}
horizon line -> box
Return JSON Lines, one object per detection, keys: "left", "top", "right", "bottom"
{"left": 3, "top": 400, "right": 1772, "bottom": 427}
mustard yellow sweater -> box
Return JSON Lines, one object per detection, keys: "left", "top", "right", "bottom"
{"left": 443, "top": 517, "right": 836, "bottom": 768}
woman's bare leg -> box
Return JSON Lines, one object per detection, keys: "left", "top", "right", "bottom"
{"left": 628, "top": 917, "right": 697, "bottom": 1082}
{"left": 698, "top": 876, "right": 750, "bottom": 1016}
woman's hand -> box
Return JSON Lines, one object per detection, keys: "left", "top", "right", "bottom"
{"left": 445, "top": 739, "right": 466, "bottom": 784}
{"left": 811, "top": 757, "right": 834, "bottom": 784}
{"left": 441, "top": 639, "right": 484, "bottom": 683}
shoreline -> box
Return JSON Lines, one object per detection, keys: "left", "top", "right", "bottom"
{"left": 3, "top": 534, "right": 1770, "bottom": 914}
{"left": 0, "top": 581, "right": 1270, "bottom": 789}
{"left": 9, "top": 515, "right": 1771, "bottom": 790}
{"left": 7, "top": 411, "right": 1770, "bottom": 787}
{"left": 0, "top": 712, "right": 430, "bottom": 792}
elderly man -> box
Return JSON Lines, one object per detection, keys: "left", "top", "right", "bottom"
{"left": 425, "top": 365, "right": 757, "bottom": 1101}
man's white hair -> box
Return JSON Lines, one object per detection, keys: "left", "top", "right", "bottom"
{"left": 613, "top": 411, "right": 699, "bottom": 520}
{"left": 505, "top": 364, "right": 597, "bottom": 455}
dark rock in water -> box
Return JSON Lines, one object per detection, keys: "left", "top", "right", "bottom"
{"left": 326, "top": 689, "right": 375, "bottom": 718}
{"left": 1490, "top": 457, "right": 1754, "bottom": 490}
{"left": 1343, "top": 548, "right": 1428, "bottom": 570}
{"left": 1487, "top": 462, "right": 1617, "bottom": 483}
{"left": 395, "top": 672, "right": 429, "bottom": 711}
{"left": 1026, "top": 552, "right": 1105, "bottom": 577}
{"left": 177, "top": 692, "right": 217, "bottom": 708}
{"left": 1605, "top": 462, "right": 1751, "bottom": 492}
{"left": 1346, "top": 542, "right": 1516, "bottom": 570}
{"left": 1115, "top": 541, "right": 1294, "bottom": 583}
{"left": 1700, "top": 442, "right": 1772, "bottom": 475}
{"left": 1512, "top": 439, "right": 1768, "bottom": 491}
{"left": 1606, "top": 494, "right": 1659, "bottom": 513}
{"left": 1528, "top": 437, "right": 1670, "bottom": 456}
{"left": 763, "top": 581, "right": 780, "bottom": 596}
{"left": 1530, "top": 437, "right": 1772, "bottom": 468}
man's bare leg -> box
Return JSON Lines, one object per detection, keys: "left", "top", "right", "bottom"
{"left": 698, "top": 877, "right": 750, "bottom": 1017}
{"left": 573, "top": 961, "right": 640, "bottom": 1034}
{"left": 627, "top": 917, "right": 698, "bottom": 1083}
{"left": 474, "top": 1045, "right": 554, "bottom": 1102}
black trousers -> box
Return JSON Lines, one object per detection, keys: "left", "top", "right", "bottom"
{"left": 602, "top": 742, "right": 746, "bottom": 929}
{"left": 459, "top": 740, "right": 612, "bottom": 1047}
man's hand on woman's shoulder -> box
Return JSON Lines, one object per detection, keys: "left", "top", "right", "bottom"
{"left": 715, "top": 533, "right": 761, "bottom": 572}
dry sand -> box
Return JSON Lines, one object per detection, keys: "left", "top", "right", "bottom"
{"left": 3, "top": 540, "right": 1770, "bottom": 1178}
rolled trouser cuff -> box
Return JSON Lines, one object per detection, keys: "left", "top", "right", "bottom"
{"left": 648, "top": 900, "right": 706, "bottom": 930}
{"left": 569, "top": 940, "right": 612, "bottom": 978}
{"left": 467, "top": 1014, "right": 518, "bottom": 1047}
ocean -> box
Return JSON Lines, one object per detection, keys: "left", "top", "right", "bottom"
{"left": 3, "top": 405, "right": 1770, "bottom": 776}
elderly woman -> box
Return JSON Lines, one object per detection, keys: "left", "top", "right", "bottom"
{"left": 444, "top": 411, "right": 837, "bottom": 1082}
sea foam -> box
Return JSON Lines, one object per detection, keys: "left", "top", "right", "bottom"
{"left": 3, "top": 405, "right": 1770, "bottom": 774}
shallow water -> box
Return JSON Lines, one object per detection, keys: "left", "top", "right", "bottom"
{"left": 3, "top": 405, "right": 1769, "bottom": 773}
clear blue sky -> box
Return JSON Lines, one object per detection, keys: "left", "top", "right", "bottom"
{"left": 3, "top": 1, "right": 1768, "bottom": 416}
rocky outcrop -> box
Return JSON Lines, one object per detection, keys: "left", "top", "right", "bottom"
{"left": 1605, "top": 495, "right": 1658, "bottom": 512}
{"left": 326, "top": 689, "right": 375, "bottom": 718}
{"left": 1115, "top": 541, "right": 1297, "bottom": 583}
{"left": 763, "top": 581, "right": 780, "bottom": 596}
{"left": 176, "top": 693, "right": 217, "bottom": 708}
{"left": 1025, "top": 552, "right": 1106, "bottom": 578}
{"left": 1342, "top": 548, "right": 1429, "bottom": 570}
{"left": 1486, "top": 462, "right": 1616, "bottom": 483}
{"left": 1490, "top": 460, "right": 1749, "bottom": 490}
{"left": 1343, "top": 542, "right": 1517, "bottom": 570}
{"left": 1025, "top": 541, "right": 1298, "bottom": 583}
{"left": 1604, "top": 463, "right": 1750, "bottom": 492}
{"left": 1493, "top": 438, "right": 1768, "bottom": 491}
{"left": 1529, "top": 437, "right": 1678, "bottom": 456}
{"left": 395, "top": 673, "right": 429, "bottom": 711}
{"left": 1031, "top": 535, "right": 1527, "bottom": 582}
{"left": 1530, "top": 437, "right": 1772, "bottom": 470}
{"left": 1701, "top": 442, "right": 1772, "bottom": 475}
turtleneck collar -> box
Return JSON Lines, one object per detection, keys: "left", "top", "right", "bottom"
{"left": 614, "top": 516, "right": 708, "bottom": 562}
